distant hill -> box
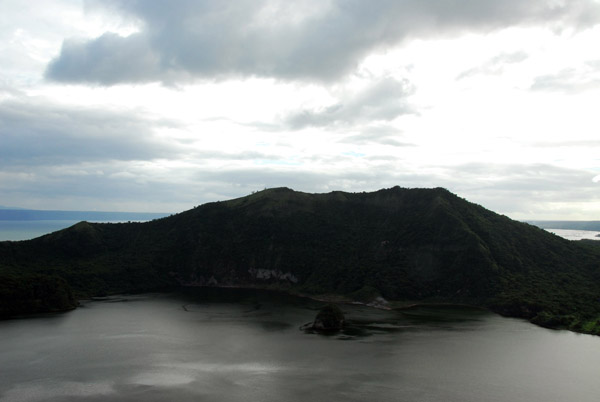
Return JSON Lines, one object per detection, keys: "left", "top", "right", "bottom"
{"left": 1, "top": 187, "right": 599, "bottom": 335}
{"left": 0, "top": 209, "right": 169, "bottom": 222}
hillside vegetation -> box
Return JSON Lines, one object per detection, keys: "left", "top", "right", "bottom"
{"left": 1, "top": 187, "right": 599, "bottom": 334}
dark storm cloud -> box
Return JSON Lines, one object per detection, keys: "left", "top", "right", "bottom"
{"left": 0, "top": 99, "right": 180, "bottom": 166}
{"left": 285, "top": 77, "right": 414, "bottom": 129}
{"left": 46, "top": 0, "right": 600, "bottom": 85}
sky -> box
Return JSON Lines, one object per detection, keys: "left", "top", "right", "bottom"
{"left": 1, "top": 0, "right": 599, "bottom": 220}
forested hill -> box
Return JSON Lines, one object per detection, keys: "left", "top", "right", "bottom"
{"left": 1, "top": 187, "right": 599, "bottom": 335}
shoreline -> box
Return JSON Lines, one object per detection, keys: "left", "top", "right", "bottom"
{"left": 76, "top": 285, "right": 598, "bottom": 337}
{"left": 177, "top": 283, "right": 489, "bottom": 313}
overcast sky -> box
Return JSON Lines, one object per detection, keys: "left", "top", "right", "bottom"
{"left": 1, "top": 0, "right": 599, "bottom": 220}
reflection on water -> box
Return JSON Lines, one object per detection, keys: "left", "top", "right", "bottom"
{"left": 1, "top": 288, "right": 600, "bottom": 402}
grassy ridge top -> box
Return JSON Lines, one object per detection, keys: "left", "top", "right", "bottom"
{"left": 1, "top": 187, "right": 599, "bottom": 334}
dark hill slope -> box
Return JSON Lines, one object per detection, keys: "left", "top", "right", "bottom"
{"left": 1, "top": 187, "right": 599, "bottom": 334}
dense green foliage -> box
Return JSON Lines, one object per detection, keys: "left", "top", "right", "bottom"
{"left": 0, "top": 272, "right": 76, "bottom": 317}
{"left": 1, "top": 186, "right": 599, "bottom": 334}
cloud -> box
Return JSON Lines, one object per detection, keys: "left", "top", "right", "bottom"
{"left": 340, "top": 125, "right": 415, "bottom": 147}
{"left": 45, "top": 33, "right": 162, "bottom": 85}
{"left": 1, "top": 127, "right": 598, "bottom": 217}
{"left": 285, "top": 77, "right": 414, "bottom": 129}
{"left": 593, "top": 175, "right": 600, "bottom": 183}
{"left": 0, "top": 80, "right": 25, "bottom": 97}
{"left": 0, "top": 160, "right": 400, "bottom": 212}
{"left": 530, "top": 64, "right": 600, "bottom": 93}
{"left": 0, "top": 98, "right": 180, "bottom": 166}
{"left": 440, "top": 162, "right": 600, "bottom": 217}
{"left": 531, "top": 139, "right": 600, "bottom": 148}
{"left": 45, "top": 0, "right": 600, "bottom": 85}
{"left": 456, "top": 51, "right": 529, "bottom": 80}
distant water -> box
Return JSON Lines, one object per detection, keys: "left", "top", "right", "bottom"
{"left": 0, "top": 209, "right": 168, "bottom": 241}
{"left": 528, "top": 220, "right": 600, "bottom": 231}
{"left": 0, "top": 220, "right": 83, "bottom": 241}
{"left": 1, "top": 289, "right": 599, "bottom": 402}
{"left": 0, "top": 220, "right": 138, "bottom": 241}
{"left": 544, "top": 229, "right": 600, "bottom": 241}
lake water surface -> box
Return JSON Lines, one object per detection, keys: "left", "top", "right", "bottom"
{"left": 1, "top": 289, "right": 599, "bottom": 402}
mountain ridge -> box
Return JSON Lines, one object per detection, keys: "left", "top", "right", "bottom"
{"left": 1, "top": 187, "right": 599, "bottom": 334}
